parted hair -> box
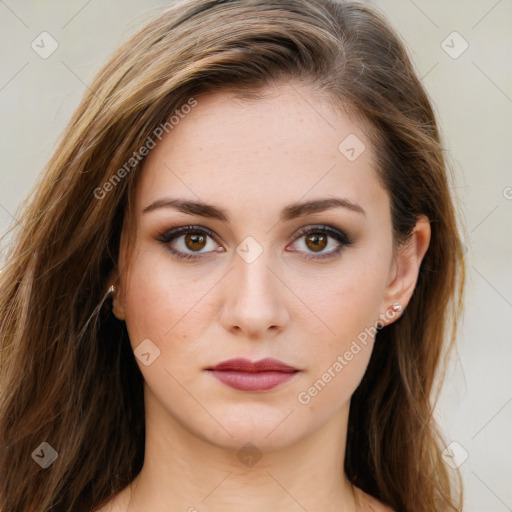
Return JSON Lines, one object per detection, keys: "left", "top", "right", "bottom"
{"left": 0, "top": 1, "right": 464, "bottom": 510}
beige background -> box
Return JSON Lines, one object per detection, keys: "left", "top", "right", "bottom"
{"left": 1, "top": 1, "right": 511, "bottom": 510}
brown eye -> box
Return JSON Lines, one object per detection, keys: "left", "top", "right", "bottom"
{"left": 305, "top": 233, "right": 328, "bottom": 252}
{"left": 288, "top": 225, "right": 353, "bottom": 260}
{"left": 157, "top": 225, "right": 221, "bottom": 261}
{"left": 185, "top": 233, "right": 207, "bottom": 251}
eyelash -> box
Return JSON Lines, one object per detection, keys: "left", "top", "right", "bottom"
{"left": 156, "top": 224, "right": 353, "bottom": 261}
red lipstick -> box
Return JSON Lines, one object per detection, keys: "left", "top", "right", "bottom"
{"left": 206, "top": 357, "right": 299, "bottom": 391}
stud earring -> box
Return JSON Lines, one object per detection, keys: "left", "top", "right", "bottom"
{"left": 391, "top": 302, "right": 403, "bottom": 313}
{"left": 376, "top": 302, "right": 403, "bottom": 333}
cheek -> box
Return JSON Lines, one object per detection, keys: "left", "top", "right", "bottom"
{"left": 122, "top": 246, "right": 214, "bottom": 362}
{"left": 291, "top": 256, "right": 388, "bottom": 346}
{"left": 123, "top": 249, "right": 171, "bottom": 344}
{"left": 297, "top": 342, "right": 373, "bottom": 413}
{"left": 293, "top": 288, "right": 379, "bottom": 415}
{"left": 291, "top": 251, "right": 389, "bottom": 407}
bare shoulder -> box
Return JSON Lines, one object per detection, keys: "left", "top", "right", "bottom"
{"left": 92, "top": 498, "right": 116, "bottom": 512}
{"left": 354, "top": 486, "right": 396, "bottom": 512}
{"left": 92, "top": 485, "right": 131, "bottom": 512}
{"left": 366, "top": 496, "right": 395, "bottom": 512}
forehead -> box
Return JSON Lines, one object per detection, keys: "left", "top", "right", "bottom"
{"left": 134, "top": 82, "right": 387, "bottom": 221}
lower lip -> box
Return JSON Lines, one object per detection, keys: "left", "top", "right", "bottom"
{"left": 207, "top": 370, "right": 298, "bottom": 391}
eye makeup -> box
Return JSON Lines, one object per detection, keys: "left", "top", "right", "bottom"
{"left": 155, "top": 224, "right": 354, "bottom": 262}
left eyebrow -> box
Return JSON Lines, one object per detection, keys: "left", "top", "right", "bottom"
{"left": 280, "top": 197, "right": 366, "bottom": 220}
{"left": 142, "top": 196, "right": 366, "bottom": 221}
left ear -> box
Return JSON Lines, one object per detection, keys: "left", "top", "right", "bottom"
{"left": 380, "top": 215, "right": 431, "bottom": 326}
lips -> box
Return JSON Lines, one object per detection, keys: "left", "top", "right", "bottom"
{"left": 206, "top": 357, "right": 300, "bottom": 391}
{"left": 207, "top": 357, "right": 298, "bottom": 373}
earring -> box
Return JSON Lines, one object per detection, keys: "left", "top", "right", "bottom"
{"left": 377, "top": 302, "right": 403, "bottom": 333}
{"left": 391, "top": 302, "right": 403, "bottom": 313}
{"left": 100, "top": 284, "right": 118, "bottom": 316}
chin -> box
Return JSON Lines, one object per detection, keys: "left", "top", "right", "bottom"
{"left": 189, "top": 408, "right": 307, "bottom": 453}
{"left": 205, "top": 427, "right": 303, "bottom": 454}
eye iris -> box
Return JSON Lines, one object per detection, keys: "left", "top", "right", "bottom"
{"left": 185, "top": 233, "right": 206, "bottom": 251}
{"left": 305, "top": 233, "right": 327, "bottom": 252}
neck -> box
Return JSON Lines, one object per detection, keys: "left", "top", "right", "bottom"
{"left": 125, "top": 385, "right": 361, "bottom": 512}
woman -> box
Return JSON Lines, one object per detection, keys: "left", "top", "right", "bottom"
{"left": 0, "top": 1, "right": 465, "bottom": 511}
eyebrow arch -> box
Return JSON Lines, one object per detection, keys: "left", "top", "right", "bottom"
{"left": 142, "top": 196, "right": 366, "bottom": 222}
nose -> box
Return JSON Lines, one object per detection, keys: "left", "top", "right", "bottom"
{"left": 219, "top": 244, "right": 289, "bottom": 339}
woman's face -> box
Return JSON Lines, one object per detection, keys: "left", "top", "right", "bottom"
{"left": 114, "top": 81, "right": 425, "bottom": 451}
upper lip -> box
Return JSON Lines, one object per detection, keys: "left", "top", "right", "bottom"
{"left": 206, "top": 357, "right": 299, "bottom": 373}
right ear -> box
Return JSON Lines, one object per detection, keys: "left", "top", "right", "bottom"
{"left": 107, "top": 268, "right": 126, "bottom": 321}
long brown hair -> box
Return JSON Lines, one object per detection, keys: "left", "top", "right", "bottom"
{"left": 0, "top": 1, "right": 465, "bottom": 510}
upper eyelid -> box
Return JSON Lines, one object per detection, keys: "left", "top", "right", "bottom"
{"left": 159, "top": 224, "right": 349, "bottom": 248}
{"left": 160, "top": 223, "right": 342, "bottom": 236}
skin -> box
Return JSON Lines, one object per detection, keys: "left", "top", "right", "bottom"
{"left": 99, "top": 81, "right": 430, "bottom": 512}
